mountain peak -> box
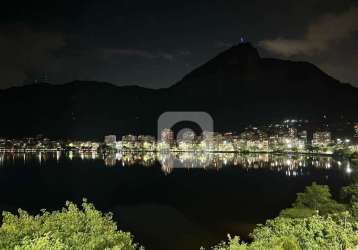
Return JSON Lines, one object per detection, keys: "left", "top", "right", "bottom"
{"left": 174, "top": 42, "right": 261, "bottom": 85}
{"left": 218, "top": 42, "right": 261, "bottom": 65}
{"left": 228, "top": 42, "right": 258, "bottom": 53}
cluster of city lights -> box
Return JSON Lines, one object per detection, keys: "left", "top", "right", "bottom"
{"left": 1, "top": 121, "right": 358, "bottom": 157}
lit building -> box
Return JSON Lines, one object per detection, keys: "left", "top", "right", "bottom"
{"left": 240, "top": 130, "right": 256, "bottom": 141}
{"left": 137, "top": 135, "right": 156, "bottom": 151}
{"left": 0, "top": 139, "right": 5, "bottom": 150}
{"left": 199, "top": 131, "right": 215, "bottom": 151}
{"left": 177, "top": 130, "right": 196, "bottom": 151}
{"left": 122, "top": 135, "right": 137, "bottom": 141}
{"left": 160, "top": 128, "right": 175, "bottom": 146}
{"left": 203, "top": 131, "right": 214, "bottom": 139}
{"left": 104, "top": 135, "right": 117, "bottom": 145}
{"left": 178, "top": 129, "right": 195, "bottom": 143}
{"left": 298, "top": 130, "right": 307, "bottom": 142}
{"left": 288, "top": 128, "right": 297, "bottom": 138}
{"left": 122, "top": 135, "right": 137, "bottom": 150}
{"left": 354, "top": 123, "right": 358, "bottom": 138}
{"left": 312, "top": 131, "right": 331, "bottom": 147}
{"left": 115, "top": 141, "right": 123, "bottom": 151}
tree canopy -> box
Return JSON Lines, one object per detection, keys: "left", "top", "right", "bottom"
{"left": 210, "top": 215, "right": 358, "bottom": 250}
{"left": 0, "top": 200, "right": 139, "bottom": 250}
{"left": 209, "top": 182, "right": 358, "bottom": 250}
{"left": 278, "top": 182, "right": 346, "bottom": 217}
{"left": 341, "top": 183, "right": 358, "bottom": 218}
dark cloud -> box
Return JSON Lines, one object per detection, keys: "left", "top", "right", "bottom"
{"left": 102, "top": 48, "right": 192, "bottom": 61}
{"left": 213, "top": 41, "right": 235, "bottom": 49}
{"left": 316, "top": 37, "right": 358, "bottom": 85}
{"left": 0, "top": 24, "right": 66, "bottom": 88}
{"left": 259, "top": 7, "right": 358, "bottom": 56}
{"left": 258, "top": 6, "right": 358, "bottom": 86}
{"left": 104, "top": 49, "right": 174, "bottom": 61}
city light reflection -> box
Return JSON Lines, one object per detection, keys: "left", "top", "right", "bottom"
{"left": 0, "top": 151, "right": 354, "bottom": 177}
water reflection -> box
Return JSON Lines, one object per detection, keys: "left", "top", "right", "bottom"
{"left": 0, "top": 151, "right": 353, "bottom": 177}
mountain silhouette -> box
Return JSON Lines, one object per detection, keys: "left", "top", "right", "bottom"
{"left": 0, "top": 43, "right": 357, "bottom": 139}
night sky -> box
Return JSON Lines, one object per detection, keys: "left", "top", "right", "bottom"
{"left": 1, "top": 0, "right": 357, "bottom": 89}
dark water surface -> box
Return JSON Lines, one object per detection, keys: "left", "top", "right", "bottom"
{"left": 0, "top": 152, "right": 356, "bottom": 250}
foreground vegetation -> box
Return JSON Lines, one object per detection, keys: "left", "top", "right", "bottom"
{"left": 210, "top": 182, "right": 358, "bottom": 250}
{"left": 1, "top": 183, "right": 358, "bottom": 249}
{"left": 0, "top": 200, "right": 140, "bottom": 250}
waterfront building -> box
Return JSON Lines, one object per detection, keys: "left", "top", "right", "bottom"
{"left": 122, "top": 135, "right": 137, "bottom": 150}
{"left": 178, "top": 129, "right": 195, "bottom": 143}
{"left": 288, "top": 128, "right": 297, "bottom": 138}
{"left": 312, "top": 131, "right": 332, "bottom": 147}
{"left": 176, "top": 130, "right": 196, "bottom": 151}
{"left": 0, "top": 139, "right": 5, "bottom": 150}
{"left": 160, "top": 128, "right": 175, "bottom": 146}
{"left": 298, "top": 130, "right": 308, "bottom": 143}
{"left": 199, "top": 131, "right": 215, "bottom": 151}
{"left": 354, "top": 123, "right": 358, "bottom": 138}
{"left": 137, "top": 135, "right": 156, "bottom": 151}
{"left": 104, "top": 135, "right": 117, "bottom": 145}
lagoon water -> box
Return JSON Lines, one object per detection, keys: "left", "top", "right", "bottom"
{"left": 0, "top": 152, "right": 356, "bottom": 250}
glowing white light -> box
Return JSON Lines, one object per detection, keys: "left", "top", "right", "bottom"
{"left": 69, "top": 151, "right": 73, "bottom": 160}
{"left": 346, "top": 166, "right": 352, "bottom": 174}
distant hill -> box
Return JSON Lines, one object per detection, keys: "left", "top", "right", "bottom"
{"left": 0, "top": 43, "right": 357, "bottom": 139}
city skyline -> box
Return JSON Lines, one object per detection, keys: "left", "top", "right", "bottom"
{"left": 1, "top": 118, "right": 357, "bottom": 158}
